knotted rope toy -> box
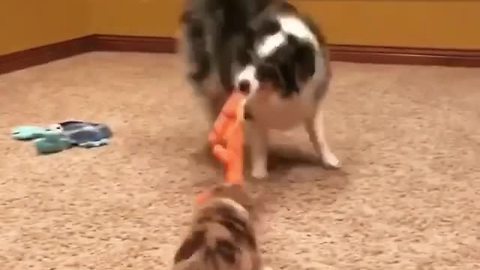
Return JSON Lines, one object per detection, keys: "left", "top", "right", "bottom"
{"left": 196, "top": 90, "right": 247, "bottom": 204}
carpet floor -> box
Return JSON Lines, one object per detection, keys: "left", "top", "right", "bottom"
{"left": 0, "top": 52, "right": 479, "bottom": 270}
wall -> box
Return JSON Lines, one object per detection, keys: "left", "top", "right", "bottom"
{"left": 89, "top": 0, "right": 183, "bottom": 37}
{"left": 0, "top": 0, "right": 90, "bottom": 55}
{"left": 290, "top": 0, "right": 480, "bottom": 49}
{"left": 89, "top": 0, "right": 480, "bottom": 49}
{"left": 1, "top": 0, "right": 479, "bottom": 56}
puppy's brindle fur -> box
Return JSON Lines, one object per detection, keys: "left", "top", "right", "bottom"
{"left": 179, "top": 0, "right": 340, "bottom": 179}
{"left": 172, "top": 183, "right": 270, "bottom": 270}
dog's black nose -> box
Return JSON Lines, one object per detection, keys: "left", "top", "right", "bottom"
{"left": 238, "top": 80, "right": 250, "bottom": 93}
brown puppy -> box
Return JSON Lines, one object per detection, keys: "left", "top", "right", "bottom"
{"left": 172, "top": 183, "right": 270, "bottom": 270}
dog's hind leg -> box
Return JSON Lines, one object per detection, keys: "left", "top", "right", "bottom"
{"left": 305, "top": 108, "right": 341, "bottom": 169}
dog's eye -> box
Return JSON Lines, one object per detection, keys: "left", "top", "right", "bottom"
{"left": 256, "top": 63, "right": 278, "bottom": 81}
{"left": 215, "top": 240, "right": 237, "bottom": 264}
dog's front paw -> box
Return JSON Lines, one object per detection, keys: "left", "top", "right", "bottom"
{"left": 321, "top": 151, "right": 341, "bottom": 169}
{"left": 251, "top": 167, "right": 269, "bottom": 179}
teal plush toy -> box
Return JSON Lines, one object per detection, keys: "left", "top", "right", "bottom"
{"left": 11, "top": 126, "right": 50, "bottom": 140}
{"left": 33, "top": 128, "right": 72, "bottom": 154}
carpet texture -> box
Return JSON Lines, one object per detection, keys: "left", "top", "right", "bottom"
{"left": 0, "top": 52, "right": 479, "bottom": 270}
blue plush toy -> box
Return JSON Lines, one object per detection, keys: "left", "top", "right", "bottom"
{"left": 11, "top": 121, "right": 113, "bottom": 155}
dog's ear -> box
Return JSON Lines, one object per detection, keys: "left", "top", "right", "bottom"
{"left": 173, "top": 230, "right": 205, "bottom": 264}
{"left": 294, "top": 41, "right": 316, "bottom": 82}
{"left": 241, "top": 187, "right": 270, "bottom": 233}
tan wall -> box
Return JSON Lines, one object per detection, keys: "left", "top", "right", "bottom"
{"left": 290, "top": 0, "right": 480, "bottom": 49}
{"left": 1, "top": 0, "right": 479, "bottom": 55}
{"left": 0, "top": 0, "right": 90, "bottom": 55}
{"left": 89, "top": 0, "right": 183, "bottom": 37}
{"left": 90, "top": 0, "right": 480, "bottom": 49}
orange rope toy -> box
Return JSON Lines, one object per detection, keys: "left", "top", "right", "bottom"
{"left": 196, "top": 90, "right": 247, "bottom": 204}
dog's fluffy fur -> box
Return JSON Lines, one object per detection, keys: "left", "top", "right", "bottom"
{"left": 172, "top": 183, "right": 268, "bottom": 270}
{"left": 180, "top": 0, "right": 340, "bottom": 178}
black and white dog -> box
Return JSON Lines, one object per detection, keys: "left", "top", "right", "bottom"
{"left": 180, "top": 0, "right": 340, "bottom": 179}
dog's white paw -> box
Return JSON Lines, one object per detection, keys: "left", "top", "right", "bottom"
{"left": 321, "top": 151, "right": 341, "bottom": 169}
{"left": 251, "top": 167, "right": 269, "bottom": 179}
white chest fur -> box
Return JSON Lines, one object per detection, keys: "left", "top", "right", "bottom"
{"left": 246, "top": 83, "right": 318, "bottom": 130}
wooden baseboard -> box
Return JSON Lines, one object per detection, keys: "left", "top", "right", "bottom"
{"left": 93, "top": 34, "right": 176, "bottom": 53}
{"left": 330, "top": 45, "right": 480, "bottom": 67}
{"left": 1, "top": 34, "right": 479, "bottom": 75}
{"left": 0, "top": 36, "right": 94, "bottom": 75}
{"left": 0, "top": 35, "right": 177, "bottom": 75}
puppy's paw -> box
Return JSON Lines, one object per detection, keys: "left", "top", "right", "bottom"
{"left": 321, "top": 151, "right": 341, "bottom": 169}
{"left": 251, "top": 167, "right": 269, "bottom": 179}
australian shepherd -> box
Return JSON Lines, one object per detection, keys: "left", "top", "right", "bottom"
{"left": 179, "top": 0, "right": 340, "bottom": 179}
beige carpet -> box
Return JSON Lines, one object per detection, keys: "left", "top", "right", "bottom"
{"left": 0, "top": 52, "right": 479, "bottom": 269}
